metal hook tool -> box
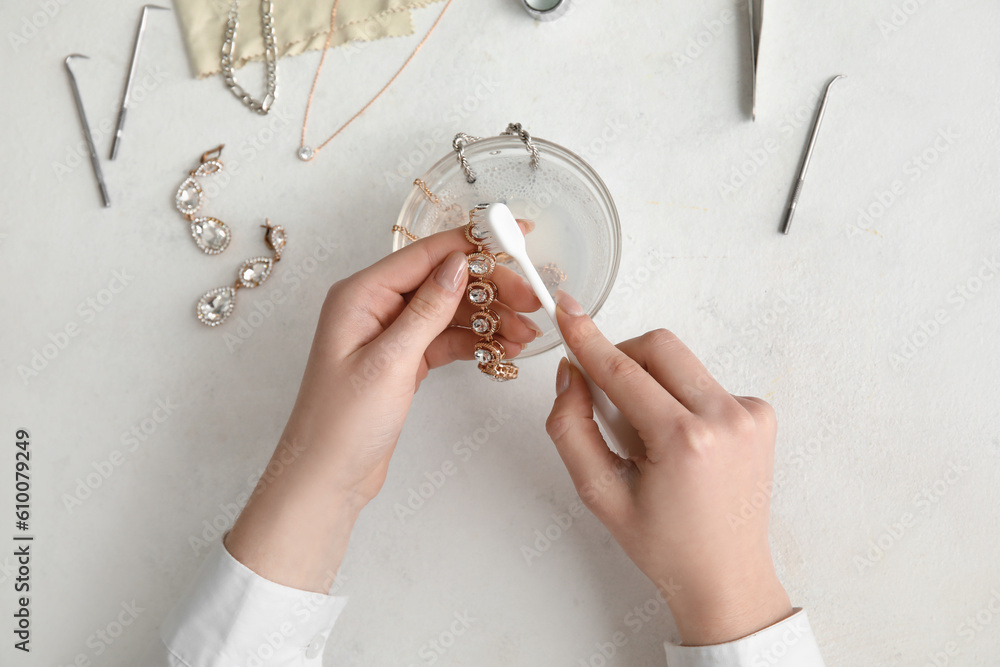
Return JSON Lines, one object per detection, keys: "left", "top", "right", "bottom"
{"left": 747, "top": 0, "right": 764, "bottom": 121}
{"left": 109, "top": 4, "right": 169, "bottom": 160}
{"left": 65, "top": 55, "right": 111, "bottom": 208}
{"left": 781, "top": 75, "right": 845, "bottom": 235}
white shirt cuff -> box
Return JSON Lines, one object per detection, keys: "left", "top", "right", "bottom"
{"left": 156, "top": 536, "right": 348, "bottom": 666}
{"left": 664, "top": 609, "right": 824, "bottom": 667}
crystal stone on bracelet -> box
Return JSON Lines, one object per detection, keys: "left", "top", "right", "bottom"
{"left": 472, "top": 316, "right": 491, "bottom": 334}
{"left": 469, "top": 286, "right": 491, "bottom": 304}
{"left": 468, "top": 254, "right": 492, "bottom": 276}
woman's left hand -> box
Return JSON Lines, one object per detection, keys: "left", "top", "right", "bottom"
{"left": 285, "top": 221, "right": 540, "bottom": 500}
{"left": 225, "top": 223, "right": 540, "bottom": 592}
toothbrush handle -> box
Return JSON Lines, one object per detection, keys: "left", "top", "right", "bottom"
{"left": 565, "top": 349, "right": 646, "bottom": 458}
{"left": 523, "top": 270, "right": 645, "bottom": 456}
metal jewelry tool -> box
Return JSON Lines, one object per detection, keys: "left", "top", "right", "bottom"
{"left": 521, "top": 0, "right": 570, "bottom": 21}
{"left": 64, "top": 55, "right": 111, "bottom": 208}
{"left": 781, "top": 75, "right": 845, "bottom": 235}
{"left": 747, "top": 0, "right": 764, "bottom": 121}
{"left": 110, "top": 4, "right": 169, "bottom": 160}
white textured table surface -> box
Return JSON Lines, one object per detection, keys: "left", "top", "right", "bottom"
{"left": 3, "top": 0, "right": 1000, "bottom": 665}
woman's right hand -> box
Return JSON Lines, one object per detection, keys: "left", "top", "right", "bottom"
{"left": 545, "top": 291, "right": 793, "bottom": 646}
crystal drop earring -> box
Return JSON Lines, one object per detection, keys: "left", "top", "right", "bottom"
{"left": 175, "top": 145, "right": 232, "bottom": 255}
{"left": 196, "top": 220, "right": 287, "bottom": 327}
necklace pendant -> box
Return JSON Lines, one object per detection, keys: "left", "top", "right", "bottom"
{"left": 297, "top": 146, "right": 314, "bottom": 161}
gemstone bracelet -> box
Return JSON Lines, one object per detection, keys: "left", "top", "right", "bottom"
{"left": 465, "top": 204, "right": 518, "bottom": 381}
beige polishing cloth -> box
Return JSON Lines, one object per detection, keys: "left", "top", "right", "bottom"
{"left": 175, "top": 0, "right": 443, "bottom": 78}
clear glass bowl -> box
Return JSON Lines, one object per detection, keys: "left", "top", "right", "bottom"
{"left": 393, "top": 135, "right": 621, "bottom": 356}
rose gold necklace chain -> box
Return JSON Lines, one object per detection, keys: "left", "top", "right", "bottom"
{"left": 297, "top": 0, "right": 455, "bottom": 162}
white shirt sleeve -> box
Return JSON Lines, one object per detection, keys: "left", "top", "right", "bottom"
{"left": 664, "top": 608, "right": 824, "bottom": 667}
{"left": 143, "top": 536, "right": 348, "bottom": 666}
{"left": 145, "top": 535, "right": 822, "bottom": 667}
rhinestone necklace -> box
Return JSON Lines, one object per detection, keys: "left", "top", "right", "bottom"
{"left": 297, "top": 0, "right": 454, "bottom": 162}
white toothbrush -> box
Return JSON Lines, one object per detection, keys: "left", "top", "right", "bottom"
{"left": 480, "top": 203, "right": 645, "bottom": 457}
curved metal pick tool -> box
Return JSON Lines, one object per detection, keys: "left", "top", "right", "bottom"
{"left": 781, "top": 75, "right": 846, "bottom": 235}
{"left": 65, "top": 55, "right": 111, "bottom": 208}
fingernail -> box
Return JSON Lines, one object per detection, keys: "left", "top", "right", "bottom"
{"left": 517, "top": 218, "right": 536, "bottom": 233}
{"left": 556, "top": 357, "right": 570, "bottom": 394}
{"left": 519, "top": 274, "right": 540, "bottom": 299}
{"left": 515, "top": 312, "right": 544, "bottom": 338}
{"left": 556, "top": 289, "right": 584, "bottom": 316}
{"left": 436, "top": 251, "right": 468, "bottom": 292}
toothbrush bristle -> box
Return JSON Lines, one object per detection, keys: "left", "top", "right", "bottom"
{"left": 480, "top": 234, "right": 504, "bottom": 256}
{"left": 467, "top": 204, "right": 491, "bottom": 244}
